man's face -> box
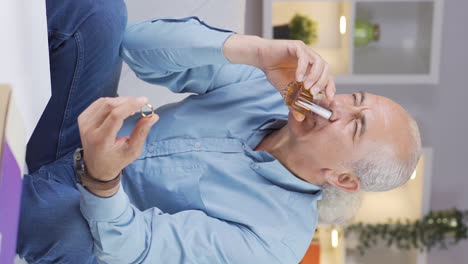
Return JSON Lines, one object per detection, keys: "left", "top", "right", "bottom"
{"left": 287, "top": 92, "right": 411, "bottom": 175}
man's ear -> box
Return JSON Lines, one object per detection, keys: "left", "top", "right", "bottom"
{"left": 322, "top": 169, "right": 361, "bottom": 192}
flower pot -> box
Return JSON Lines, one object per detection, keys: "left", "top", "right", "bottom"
{"left": 273, "top": 24, "right": 290, "bottom": 39}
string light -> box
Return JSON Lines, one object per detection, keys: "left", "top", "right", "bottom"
{"left": 331, "top": 229, "right": 339, "bottom": 248}
{"left": 340, "top": 16, "right": 347, "bottom": 34}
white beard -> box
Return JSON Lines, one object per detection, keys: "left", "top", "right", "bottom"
{"left": 317, "top": 184, "right": 363, "bottom": 225}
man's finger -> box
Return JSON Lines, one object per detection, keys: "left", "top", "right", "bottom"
{"left": 80, "top": 97, "right": 129, "bottom": 132}
{"left": 310, "top": 64, "right": 330, "bottom": 95}
{"left": 79, "top": 98, "right": 111, "bottom": 132}
{"left": 304, "top": 59, "right": 324, "bottom": 90}
{"left": 87, "top": 97, "right": 132, "bottom": 130}
{"left": 292, "top": 110, "right": 305, "bottom": 122}
{"left": 295, "top": 50, "right": 310, "bottom": 82}
{"left": 325, "top": 76, "right": 337, "bottom": 100}
{"left": 127, "top": 114, "right": 159, "bottom": 158}
{"left": 98, "top": 97, "right": 148, "bottom": 140}
{"left": 303, "top": 48, "right": 324, "bottom": 89}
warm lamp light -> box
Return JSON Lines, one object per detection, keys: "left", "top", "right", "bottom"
{"left": 340, "top": 16, "right": 347, "bottom": 34}
{"left": 331, "top": 229, "right": 339, "bottom": 248}
{"left": 410, "top": 170, "right": 417, "bottom": 180}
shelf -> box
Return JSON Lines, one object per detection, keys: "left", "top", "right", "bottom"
{"left": 270, "top": 1, "right": 354, "bottom": 75}
{"left": 353, "top": 1, "right": 434, "bottom": 75}
{"left": 346, "top": 246, "right": 419, "bottom": 264}
{"left": 263, "top": 0, "right": 443, "bottom": 84}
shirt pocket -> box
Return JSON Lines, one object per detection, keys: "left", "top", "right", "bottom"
{"left": 123, "top": 161, "right": 206, "bottom": 214}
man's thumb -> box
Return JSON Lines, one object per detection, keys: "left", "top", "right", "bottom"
{"left": 292, "top": 110, "right": 305, "bottom": 122}
{"left": 128, "top": 115, "right": 159, "bottom": 157}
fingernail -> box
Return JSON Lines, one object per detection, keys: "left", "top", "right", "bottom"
{"left": 293, "top": 111, "right": 305, "bottom": 122}
{"left": 151, "top": 115, "right": 159, "bottom": 124}
{"left": 315, "top": 93, "right": 325, "bottom": 101}
{"left": 138, "top": 96, "right": 148, "bottom": 104}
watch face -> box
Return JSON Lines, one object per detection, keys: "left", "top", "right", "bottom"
{"left": 72, "top": 147, "right": 122, "bottom": 190}
{"left": 73, "top": 148, "right": 85, "bottom": 183}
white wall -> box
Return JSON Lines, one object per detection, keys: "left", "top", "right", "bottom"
{"left": 0, "top": 0, "right": 51, "bottom": 171}
{"left": 0, "top": 0, "right": 51, "bottom": 139}
{"left": 118, "top": 0, "right": 246, "bottom": 107}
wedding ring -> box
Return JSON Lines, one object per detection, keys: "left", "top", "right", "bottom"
{"left": 140, "top": 103, "right": 155, "bottom": 118}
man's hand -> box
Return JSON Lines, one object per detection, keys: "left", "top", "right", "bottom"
{"left": 223, "top": 35, "right": 336, "bottom": 122}
{"left": 257, "top": 39, "right": 336, "bottom": 99}
{"left": 77, "top": 96, "right": 159, "bottom": 196}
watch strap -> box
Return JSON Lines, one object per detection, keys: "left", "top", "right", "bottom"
{"left": 73, "top": 148, "right": 122, "bottom": 191}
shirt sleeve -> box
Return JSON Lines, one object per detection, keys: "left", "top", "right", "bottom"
{"left": 78, "top": 184, "right": 288, "bottom": 264}
{"left": 120, "top": 17, "right": 264, "bottom": 95}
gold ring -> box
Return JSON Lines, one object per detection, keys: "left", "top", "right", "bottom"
{"left": 140, "top": 103, "right": 155, "bottom": 118}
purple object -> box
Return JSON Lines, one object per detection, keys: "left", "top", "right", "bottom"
{"left": 0, "top": 141, "right": 23, "bottom": 264}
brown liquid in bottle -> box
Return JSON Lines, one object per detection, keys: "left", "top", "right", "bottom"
{"left": 282, "top": 81, "right": 316, "bottom": 117}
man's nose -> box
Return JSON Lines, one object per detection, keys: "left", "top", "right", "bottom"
{"left": 327, "top": 100, "right": 363, "bottom": 122}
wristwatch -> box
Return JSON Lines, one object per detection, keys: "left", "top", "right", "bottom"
{"left": 73, "top": 148, "right": 122, "bottom": 191}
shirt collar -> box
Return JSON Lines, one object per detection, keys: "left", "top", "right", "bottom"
{"left": 252, "top": 151, "right": 322, "bottom": 195}
{"left": 245, "top": 117, "right": 287, "bottom": 149}
{"left": 246, "top": 118, "right": 322, "bottom": 195}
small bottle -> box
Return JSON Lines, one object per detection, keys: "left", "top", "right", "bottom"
{"left": 282, "top": 81, "right": 332, "bottom": 120}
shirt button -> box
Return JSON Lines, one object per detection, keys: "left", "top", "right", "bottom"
{"left": 242, "top": 144, "right": 247, "bottom": 150}
{"left": 252, "top": 164, "right": 259, "bottom": 170}
{"left": 148, "top": 146, "right": 155, "bottom": 153}
{"left": 194, "top": 142, "right": 201, "bottom": 149}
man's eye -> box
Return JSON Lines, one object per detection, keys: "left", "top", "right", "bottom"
{"left": 353, "top": 119, "right": 358, "bottom": 138}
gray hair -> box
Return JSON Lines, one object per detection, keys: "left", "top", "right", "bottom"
{"left": 355, "top": 116, "right": 422, "bottom": 192}
{"left": 318, "top": 184, "right": 363, "bottom": 225}
{"left": 317, "top": 115, "right": 422, "bottom": 224}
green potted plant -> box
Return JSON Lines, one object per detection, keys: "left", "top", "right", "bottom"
{"left": 354, "top": 19, "right": 380, "bottom": 46}
{"left": 345, "top": 208, "right": 468, "bottom": 255}
{"left": 273, "top": 14, "right": 319, "bottom": 45}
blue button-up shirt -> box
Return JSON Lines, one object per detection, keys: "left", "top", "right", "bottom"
{"left": 78, "top": 17, "right": 322, "bottom": 264}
